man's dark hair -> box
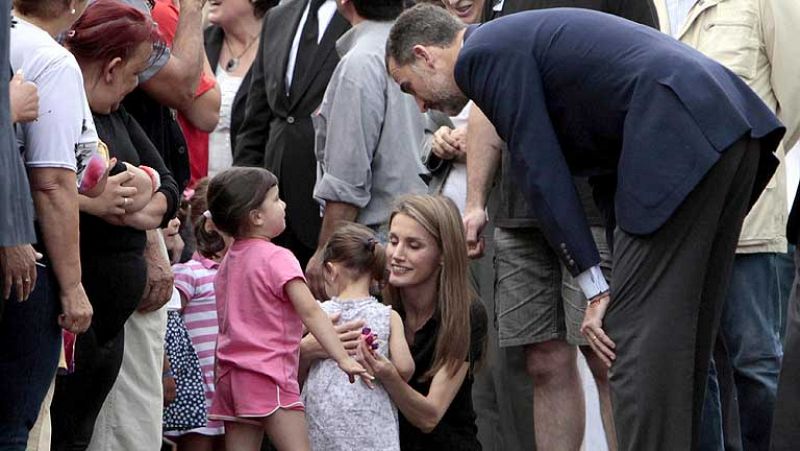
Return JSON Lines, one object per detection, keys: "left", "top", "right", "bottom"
{"left": 253, "top": 0, "right": 280, "bottom": 18}
{"left": 351, "top": 0, "right": 405, "bottom": 21}
{"left": 386, "top": 4, "right": 465, "bottom": 67}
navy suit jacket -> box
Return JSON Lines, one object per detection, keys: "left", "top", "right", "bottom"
{"left": 455, "top": 8, "right": 784, "bottom": 275}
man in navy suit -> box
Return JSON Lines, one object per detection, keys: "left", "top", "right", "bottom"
{"left": 386, "top": 5, "right": 784, "bottom": 450}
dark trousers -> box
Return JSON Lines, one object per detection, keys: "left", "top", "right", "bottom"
{"left": 0, "top": 266, "right": 61, "bottom": 451}
{"left": 605, "top": 138, "right": 761, "bottom": 451}
{"left": 50, "top": 251, "right": 145, "bottom": 450}
{"left": 50, "top": 327, "right": 125, "bottom": 451}
{"left": 770, "top": 247, "right": 800, "bottom": 450}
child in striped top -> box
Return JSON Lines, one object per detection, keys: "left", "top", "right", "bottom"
{"left": 165, "top": 178, "right": 232, "bottom": 449}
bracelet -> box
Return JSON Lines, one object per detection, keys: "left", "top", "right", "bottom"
{"left": 139, "top": 165, "right": 161, "bottom": 193}
{"left": 162, "top": 368, "right": 174, "bottom": 378}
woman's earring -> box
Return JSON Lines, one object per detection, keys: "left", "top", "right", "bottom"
{"left": 71, "top": 8, "right": 76, "bottom": 14}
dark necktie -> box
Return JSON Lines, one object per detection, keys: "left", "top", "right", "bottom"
{"left": 290, "top": 0, "right": 326, "bottom": 98}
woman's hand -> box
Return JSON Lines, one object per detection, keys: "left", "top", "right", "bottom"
{"left": 82, "top": 170, "right": 138, "bottom": 218}
{"left": 358, "top": 337, "right": 398, "bottom": 381}
{"left": 120, "top": 164, "right": 157, "bottom": 213}
{"left": 138, "top": 230, "right": 174, "bottom": 312}
{"left": 58, "top": 283, "right": 93, "bottom": 334}
{"left": 580, "top": 292, "right": 616, "bottom": 367}
{"left": 301, "top": 313, "right": 365, "bottom": 361}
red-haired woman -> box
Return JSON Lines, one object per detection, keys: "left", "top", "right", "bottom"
{"left": 47, "top": 1, "right": 180, "bottom": 449}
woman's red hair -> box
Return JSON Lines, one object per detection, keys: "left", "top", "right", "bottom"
{"left": 66, "top": 0, "right": 163, "bottom": 65}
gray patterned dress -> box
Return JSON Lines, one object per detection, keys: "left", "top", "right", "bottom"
{"left": 302, "top": 297, "right": 399, "bottom": 451}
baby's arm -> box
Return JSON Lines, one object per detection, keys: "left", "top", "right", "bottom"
{"left": 120, "top": 163, "right": 158, "bottom": 213}
{"left": 286, "top": 280, "right": 368, "bottom": 382}
{"left": 389, "top": 310, "right": 415, "bottom": 382}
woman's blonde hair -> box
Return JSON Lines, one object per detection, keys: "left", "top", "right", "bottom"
{"left": 384, "top": 195, "right": 477, "bottom": 380}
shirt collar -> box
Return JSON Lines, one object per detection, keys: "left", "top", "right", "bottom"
{"left": 194, "top": 253, "right": 220, "bottom": 270}
{"left": 335, "top": 19, "right": 392, "bottom": 57}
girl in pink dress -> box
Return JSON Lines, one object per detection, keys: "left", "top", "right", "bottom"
{"left": 206, "top": 167, "right": 367, "bottom": 451}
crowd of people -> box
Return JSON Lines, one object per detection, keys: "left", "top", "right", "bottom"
{"left": 0, "top": 0, "right": 798, "bottom": 450}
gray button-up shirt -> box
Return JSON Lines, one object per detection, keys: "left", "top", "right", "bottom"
{"left": 313, "top": 20, "right": 426, "bottom": 228}
{"left": 117, "top": 0, "right": 170, "bottom": 83}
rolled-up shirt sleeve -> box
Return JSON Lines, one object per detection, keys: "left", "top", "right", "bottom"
{"left": 313, "top": 55, "right": 386, "bottom": 208}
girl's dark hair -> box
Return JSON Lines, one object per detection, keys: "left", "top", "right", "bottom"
{"left": 190, "top": 178, "right": 225, "bottom": 259}
{"left": 207, "top": 167, "right": 278, "bottom": 238}
{"left": 322, "top": 223, "right": 386, "bottom": 283}
{"left": 351, "top": 0, "right": 405, "bottom": 21}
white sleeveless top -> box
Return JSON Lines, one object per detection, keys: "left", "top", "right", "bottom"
{"left": 302, "top": 297, "right": 400, "bottom": 451}
{"left": 208, "top": 66, "right": 244, "bottom": 177}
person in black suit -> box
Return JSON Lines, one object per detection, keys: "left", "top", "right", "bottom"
{"left": 234, "top": 0, "right": 349, "bottom": 268}
{"left": 386, "top": 5, "right": 783, "bottom": 450}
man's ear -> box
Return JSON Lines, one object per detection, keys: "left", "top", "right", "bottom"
{"left": 103, "top": 57, "right": 124, "bottom": 84}
{"left": 412, "top": 45, "right": 434, "bottom": 68}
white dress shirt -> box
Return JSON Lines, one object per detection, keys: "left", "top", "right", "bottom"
{"left": 285, "top": 0, "right": 338, "bottom": 93}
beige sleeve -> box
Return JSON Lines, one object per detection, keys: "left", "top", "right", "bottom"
{"left": 762, "top": 0, "right": 800, "bottom": 149}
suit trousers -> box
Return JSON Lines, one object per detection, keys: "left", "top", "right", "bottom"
{"left": 605, "top": 137, "right": 760, "bottom": 451}
{"left": 770, "top": 247, "right": 800, "bottom": 451}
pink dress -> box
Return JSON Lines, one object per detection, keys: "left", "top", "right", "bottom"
{"left": 209, "top": 239, "right": 306, "bottom": 423}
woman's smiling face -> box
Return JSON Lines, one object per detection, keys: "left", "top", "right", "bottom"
{"left": 386, "top": 213, "right": 442, "bottom": 290}
{"left": 443, "top": 0, "right": 486, "bottom": 24}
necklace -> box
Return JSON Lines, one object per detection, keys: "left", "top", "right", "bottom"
{"left": 224, "top": 35, "right": 258, "bottom": 72}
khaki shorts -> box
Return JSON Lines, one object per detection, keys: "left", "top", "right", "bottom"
{"left": 493, "top": 226, "right": 610, "bottom": 348}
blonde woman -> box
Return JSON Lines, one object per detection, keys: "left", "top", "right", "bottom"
{"left": 301, "top": 194, "right": 488, "bottom": 450}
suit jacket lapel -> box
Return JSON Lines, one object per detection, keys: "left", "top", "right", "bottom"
{"left": 288, "top": 12, "right": 349, "bottom": 110}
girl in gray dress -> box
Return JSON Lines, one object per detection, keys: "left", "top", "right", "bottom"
{"left": 301, "top": 223, "right": 415, "bottom": 451}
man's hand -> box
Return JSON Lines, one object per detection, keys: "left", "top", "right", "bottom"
{"left": 432, "top": 126, "right": 464, "bottom": 161}
{"left": 9, "top": 70, "right": 39, "bottom": 123}
{"left": 580, "top": 292, "right": 616, "bottom": 367}
{"left": 305, "top": 250, "right": 327, "bottom": 301}
{"left": 449, "top": 126, "right": 467, "bottom": 155}
{"left": 463, "top": 208, "right": 488, "bottom": 258}
{"left": 138, "top": 232, "right": 174, "bottom": 312}
{"left": 0, "top": 245, "right": 41, "bottom": 301}
{"left": 58, "top": 284, "right": 93, "bottom": 334}
{"left": 162, "top": 218, "right": 184, "bottom": 264}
